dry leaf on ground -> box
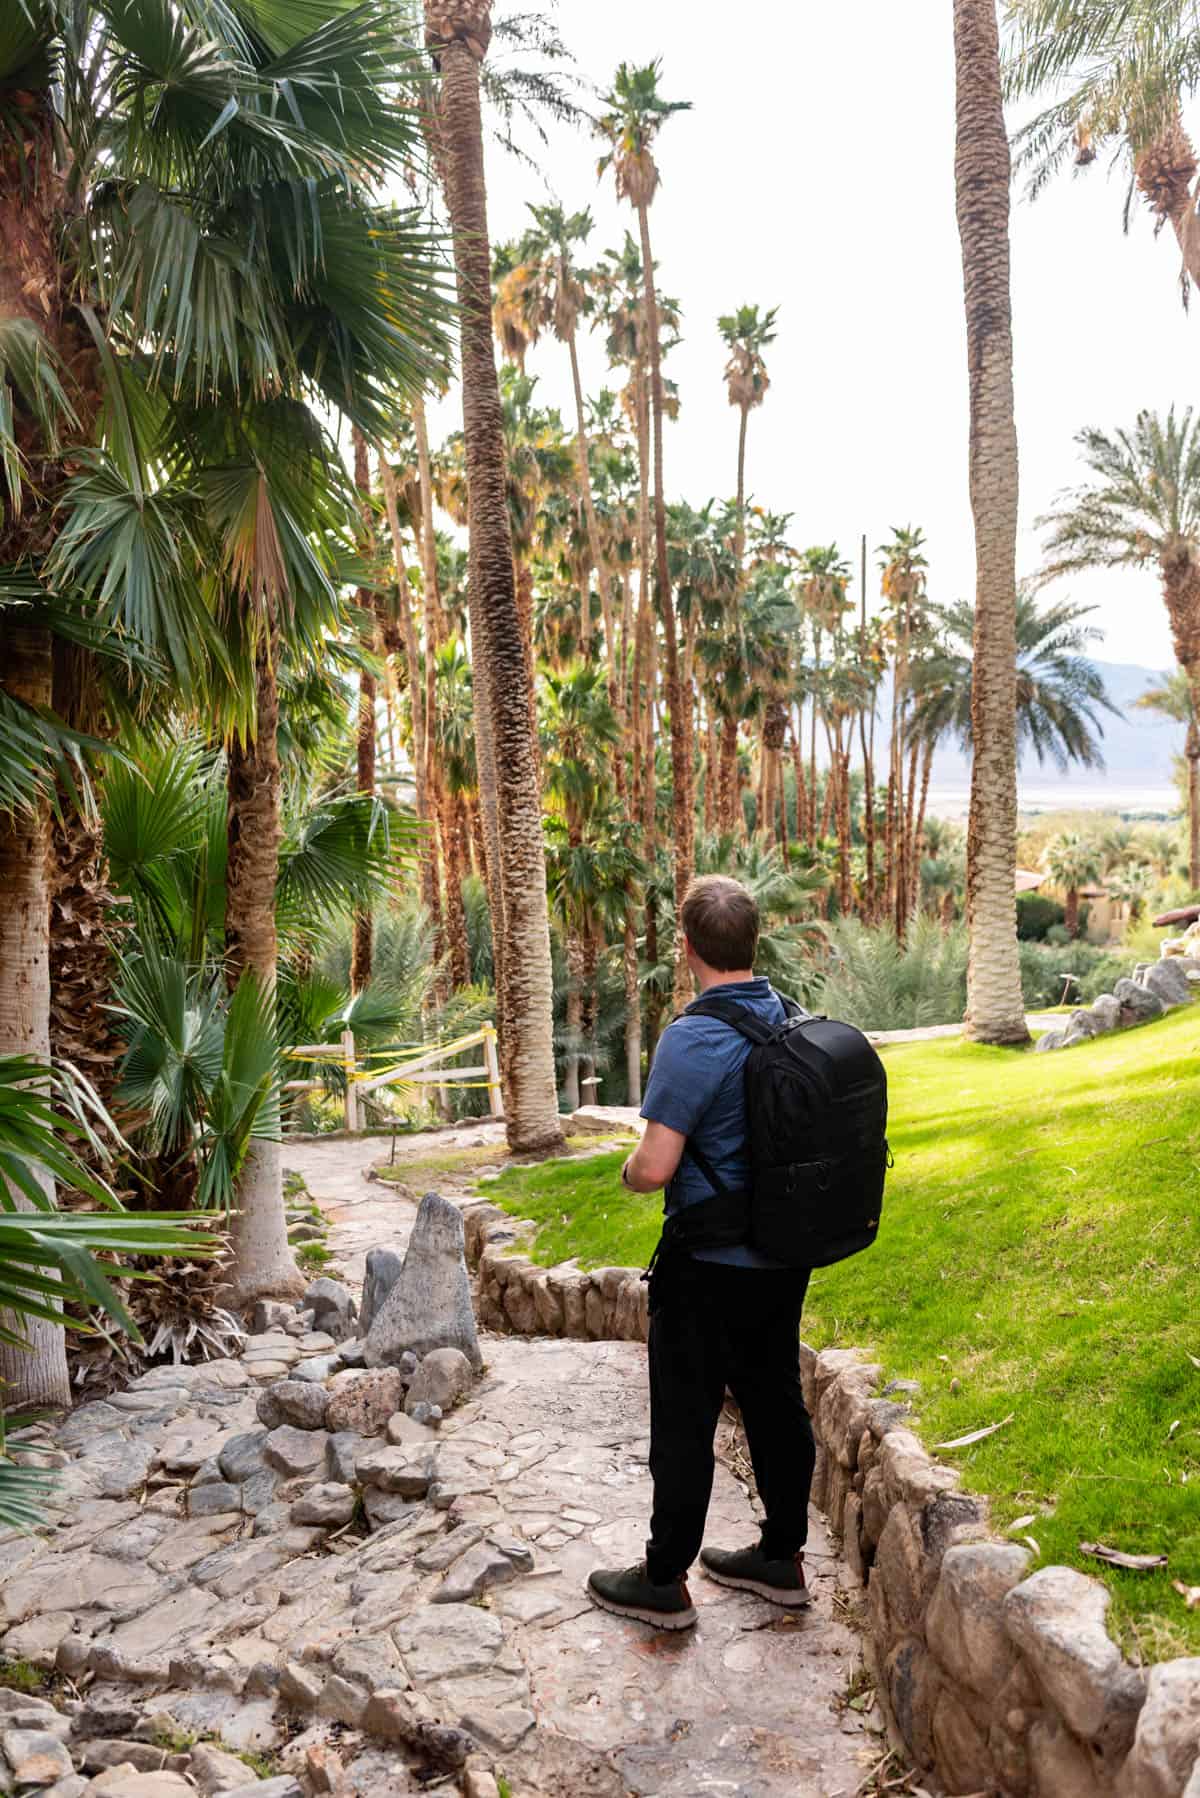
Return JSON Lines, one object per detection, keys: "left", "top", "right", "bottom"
{"left": 935, "top": 1413, "right": 1014, "bottom": 1450}
{"left": 1173, "top": 1580, "right": 1200, "bottom": 1609}
{"left": 1081, "top": 1541, "right": 1168, "bottom": 1572}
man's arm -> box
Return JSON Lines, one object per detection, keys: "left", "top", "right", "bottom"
{"left": 622, "top": 1120, "right": 687, "bottom": 1194}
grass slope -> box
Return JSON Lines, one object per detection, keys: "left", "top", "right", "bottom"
{"left": 489, "top": 1005, "right": 1200, "bottom": 1658}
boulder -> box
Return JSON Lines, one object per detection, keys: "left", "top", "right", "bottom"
{"left": 1090, "top": 992, "right": 1121, "bottom": 1033}
{"left": 355, "top": 1443, "right": 437, "bottom": 1498}
{"left": 405, "top": 1348, "right": 474, "bottom": 1415}
{"left": 216, "top": 1431, "right": 268, "bottom": 1484}
{"left": 251, "top": 1300, "right": 295, "bottom": 1333}
{"left": 1123, "top": 1658, "right": 1200, "bottom": 1798}
{"left": 187, "top": 1741, "right": 255, "bottom": 1794}
{"left": 1034, "top": 1028, "right": 1066, "bottom": 1053}
{"left": 926, "top": 1543, "right": 1032, "bottom": 1700}
{"left": 1, "top": 1726, "right": 74, "bottom": 1785}
{"left": 1114, "top": 978, "right": 1166, "bottom": 1026}
{"left": 363, "top": 1192, "right": 482, "bottom": 1372}
{"left": 1003, "top": 1565, "right": 1145, "bottom": 1754}
{"left": 1141, "top": 958, "right": 1194, "bottom": 1008}
{"left": 1066, "top": 1006, "right": 1102, "bottom": 1040}
{"left": 326, "top": 1431, "right": 364, "bottom": 1484}
{"left": 256, "top": 1380, "right": 327, "bottom": 1431}
{"left": 360, "top": 1247, "right": 404, "bottom": 1336}
{"left": 263, "top": 1425, "right": 328, "bottom": 1478}
{"left": 291, "top": 1482, "right": 357, "bottom": 1528}
{"left": 325, "top": 1369, "right": 406, "bottom": 1438}
{"left": 302, "top": 1277, "right": 356, "bottom": 1342}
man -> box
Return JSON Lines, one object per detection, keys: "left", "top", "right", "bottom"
{"left": 587, "top": 874, "right": 816, "bottom": 1631}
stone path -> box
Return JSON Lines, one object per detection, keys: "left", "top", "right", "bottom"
{"left": 0, "top": 1133, "right": 883, "bottom": 1798}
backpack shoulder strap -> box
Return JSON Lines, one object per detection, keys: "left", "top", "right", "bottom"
{"left": 684, "top": 994, "right": 774, "bottom": 1045}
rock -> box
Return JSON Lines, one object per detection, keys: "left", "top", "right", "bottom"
{"left": 1141, "top": 958, "right": 1194, "bottom": 1007}
{"left": 222, "top": 1782, "right": 302, "bottom": 1798}
{"left": 292, "top": 1355, "right": 340, "bottom": 1384}
{"left": 1123, "top": 1658, "right": 1200, "bottom": 1798}
{"left": 186, "top": 1742, "right": 255, "bottom": 1794}
{"left": 217, "top": 1431, "right": 268, "bottom": 1484}
{"left": 1035, "top": 1028, "right": 1066, "bottom": 1052}
{"left": 279, "top": 1661, "right": 325, "bottom": 1710}
{"left": 337, "top": 1338, "right": 365, "bottom": 1368}
{"left": 188, "top": 1482, "right": 241, "bottom": 1518}
{"left": 414, "top": 1523, "right": 484, "bottom": 1572}
{"left": 1, "top": 1726, "right": 74, "bottom": 1785}
{"left": 0, "top": 1692, "right": 68, "bottom": 1732}
{"left": 385, "top": 1413, "right": 439, "bottom": 1448}
{"left": 926, "top": 1544, "right": 1033, "bottom": 1701}
{"left": 325, "top": 1370, "right": 406, "bottom": 1438}
{"left": 78, "top": 1741, "right": 180, "bottom": 1774}
{"left": 1063, "top": 1007, "right": 1102, "bottom": 1045}
{"left": 463, "top": 1773, "right": 501, "bottom": 1798}
{"left": 393, "top": 1602, "right": 504, "bottom": 1683}
{"left": 1090, "top": 992, "right": 1121, "bottom": 1032}
{"left": 303, "top": 1278, "right": 356, "bottom": 1342}
{"left": 326, "top": 1431, "right": 364, "bottom": 1484}
{"left": 434, "top": 1542, "right": 520, "bottom": 1603}
{"left": 364, "top": 1193, "right": 481, "bottom": 1372}
{"left": 407, "top": 1403, "right": 441, "bottom": 1428}
{"left": 1026, "top": 1716, "right": 1101, "bottom": 1798}
{"left": 460, "top": 1707, "right": 536, "bottom": 1753}
{"left": 85, "top": 1774, "right": 195, "bottom": 1796}
{"left": 405, "top": 1348, "right": 474, "bottom": 1414}
{"left": 39, "top": 1780, "right": 86, "bottom": 1798}
{"left": 1114, "top": 977, "right": 1166, "bottom": 1025}
{"left": 304, "top": 1745, "right": 344, "bottom": 1796}
{"left": 361, "top": 1248, "right": 404, "bottom": 1337}
{"left": 291, "top": 1483, "right": 357, "bottom": 1527}
{"left": 238, "top": 1468, "right": 279, "bottom": 1515}
{"left": 355, "top": 1445, "right": 437, "bottom": 1498}
{"left": 263, "top": 1425, "right": 328, "bottom": 1478}
{"left": 1004, "top": 1565, "right": 1145, "bottom": 1753}
{"left": 251, "top": 1300, "right": 295, "bottom": 1333}
{"left": 257, "top": 1381, "right": 328, "bottom": 1431}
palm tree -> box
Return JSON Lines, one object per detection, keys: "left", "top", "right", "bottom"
{"left": 910, "top": 591, "right": 1118, "bottom": 771}
{"left": 717, "top": 304, "right": 779, "bottom": 578}
{"left": 1037, "top": 409, "right": 1200, "bottom": 870}
{"left": 878, "top": 526, "right": 930, "bottom": 931}
{"left": 1134, "top": 668, "right": 1199, "bottom": 887}
{"left": 596, "top": 62, "right": 696, "bottom": 1012}
{"left": 424, "top": 0, "right": 564, "bottom": 1152}
{"left": 1005, "top": 0, "right": 1200, "bottom": 301}
{"left": 953, "top": 0, "right": 1030, "bottom": 1045}
{"left": 1041, "top": 831, "right": 1101, "bottom": 936}
{"left": 0, "top": 0, "right": 451, "bottom": 1391}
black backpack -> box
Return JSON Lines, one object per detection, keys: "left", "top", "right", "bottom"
{"left": 679, "top": 994, "right": 890, "bottom": 1269}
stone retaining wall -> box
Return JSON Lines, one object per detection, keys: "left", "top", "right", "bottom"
{"left": 460, "top": 1208, "right": 1200, "bottom": 1797}
{"left": 461, "top": 1201, "right": 648, "bottom": 1345}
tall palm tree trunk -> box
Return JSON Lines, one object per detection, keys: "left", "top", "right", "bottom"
{"left": 566, "top": 325, "right": 606, "bottom": 659}
{"left": 427, "top": 3, "right": 564, "bottom": 1149}
{"left": 1187, "top": 719, "right": 1200, "bottom": 889}
{"left": 859, "top": 709, "right": 877, "bottom": 922}
{"left": 954, "top": 0, "right": 1029, "bottom": 1044}
{"left": 0, "top": 625, "right": 71, "bottom": 1407}
{"left": 791, "top": 711, "right": 808, "bottom": 847}
{"left": 703, "top": 712, "right": 718, "bottom": 831}
{"left": 734, "top": 404, "right": 749, "bottom": 573}
{"left": 225, "top": 634, "right": 303, "bottom": 1301}
{"left": 636, "top": 201, "right": 694, "bottom": 1011}
{"left": 623, "top": 904, "right": 642, "bottom": 1105}
{"left": 910, "top": 737, "right": 935, "bottom": 915}
{"left": 351, "top": 430, "right": 377, "bottom": 992}
{"left": 718, "top": 716, "right": 740, "bottom": 835}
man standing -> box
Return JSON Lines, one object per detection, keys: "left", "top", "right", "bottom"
{"left": 587, "top": 874, "right": 816, "bottom": 1631}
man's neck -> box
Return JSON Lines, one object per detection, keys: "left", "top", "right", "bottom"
{"left": 694, "top": 967, "right": 756, "bottom": 993}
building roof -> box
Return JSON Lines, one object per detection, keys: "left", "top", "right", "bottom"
{"left": 1014, "top": 869, "right": 1044, "bottom": 894}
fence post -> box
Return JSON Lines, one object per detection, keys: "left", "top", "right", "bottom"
{"left": 483, "top": 1023, "right": 502, "bottom": 1119}
{"left": 341, "top": 1028, "right": 359, "bottom": 1132}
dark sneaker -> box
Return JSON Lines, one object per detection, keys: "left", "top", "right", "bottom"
{"left": 700, "top": 1542, "right": 812, "bottom": 1608}
{"left": 587, "top": 1561, "right": 698, "bottom": 1631}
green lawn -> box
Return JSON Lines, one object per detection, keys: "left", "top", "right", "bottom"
{"left": 488, "top": 1005, "right": 1200, "bottom": 1659}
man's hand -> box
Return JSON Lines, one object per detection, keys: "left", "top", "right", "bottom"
{"left": 621, "top": 1121, "right": 687, "bottom": 1193}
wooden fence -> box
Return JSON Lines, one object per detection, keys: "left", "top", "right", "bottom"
{"left": 281, "top": 1023, "right": 501, "bottom": 1131}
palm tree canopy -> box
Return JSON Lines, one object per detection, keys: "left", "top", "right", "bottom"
{"left": 595, "top": 60, "right": 691, "bottom": 209}
{"left": 1134, "top": 665, "right": 1196, "bottom": 727}
{"left": 1036, "top": 408, "right": 1200, "bottom": 578}
{"left": 909, "top": 590, "right": 1118, "bottom": 771}
{"left": 717, "top": 303, "right": 779, "bottom": 413}
{"left": 1040, "top": 828, "right": 1102, "bottom": 891}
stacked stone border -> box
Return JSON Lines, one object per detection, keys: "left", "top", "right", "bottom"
{"left": 461, "top": 1201, "right": 1200, "bottom": 1798}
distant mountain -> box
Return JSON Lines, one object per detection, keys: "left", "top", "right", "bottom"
{"left": 921, "top": 660, "right": 1182, "bottom": 791}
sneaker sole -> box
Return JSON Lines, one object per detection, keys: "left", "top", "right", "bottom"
{"left": 585, "top": 1583, "right": 698, "bottom": 1631}
{"left": 701, "top": 1566, "right": 813, "bottom": 1608}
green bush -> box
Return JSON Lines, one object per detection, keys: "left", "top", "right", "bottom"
{"left": 813, "top": 917, "right": 968, "bottom": 1031}
{"left": 1015, "top": 892, "right": 1066, "bottom": 940}
{"left": 1017, "top": 940, "right": 1132, "bottom": 1009}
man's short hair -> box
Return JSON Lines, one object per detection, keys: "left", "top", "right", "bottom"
{"left": 680, "top": 874, "right": 759, "bottom": 971}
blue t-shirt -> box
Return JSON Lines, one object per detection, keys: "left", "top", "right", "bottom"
{"left": 639, "top": 976, "right": 787, "bottom": 1269}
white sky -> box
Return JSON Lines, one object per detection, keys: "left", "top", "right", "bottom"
{"left": 429, "top": 0, "right": 1196, "bottom": 672}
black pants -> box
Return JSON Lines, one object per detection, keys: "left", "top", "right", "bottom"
{"left": 645, "top": 1251, "right": 815, "bottom": 1584}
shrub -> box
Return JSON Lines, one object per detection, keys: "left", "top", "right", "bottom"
{"left": 1017, "top": 940, "right": 1133, "bottom": 1009}
{"left": 1015, "top": 892, "right": 1065, "bottom": 940}
{"left": 813, "top": 917, "right": 968, "bottom": 1031}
